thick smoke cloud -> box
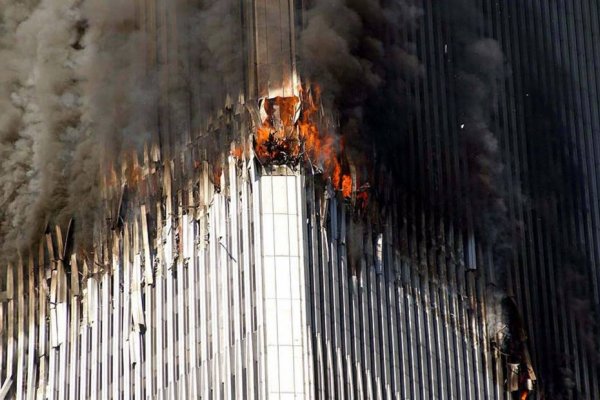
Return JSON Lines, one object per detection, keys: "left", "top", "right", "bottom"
{"left": 299, "top": 0, "right": 423, "bottom": 173}
{"left": 0, "top": 0, "right": 156, "bottom": 259}
{"left": 188, "top": 0, "right": 243, "bottom": 125}
{"left": 299, "top": 0, "right": 515, "bottom": 263}
{"left": 0, "top": 0, "right": 514, "bottom": 268}
{"left": 299, "top": 0, "right": 423, "bottom": 97}
{"left": 0, "top": 0, "right": 93, "bottom": 257}
{"left": 300, "top": 8, "right": 528, "bottom": 376}
{"left": 0, "top": 0, "right": 245, "bottom": 261}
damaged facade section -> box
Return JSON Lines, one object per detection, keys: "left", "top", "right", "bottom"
{"left": 6, "top": 0, "right": 591, "bottom": 397}
{"left": 0, "top": 137, "right": 532, "bottom": 398}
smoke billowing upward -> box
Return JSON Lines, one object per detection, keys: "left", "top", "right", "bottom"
{"left": 188, "top": 0, "right": 243, "bottom": 124}
{"left": 0, "top": 0, "right": 513, "bottom": 262}
{"left": 299, "top": 0, "right": 423, "bottom": 173}
{"left": 0, "top": 0, "right": 247, "bottom": 261}
{"left": 0, "top": 0, "right": 97, "bottom": 257}
{"left": 0, "top": 0, "right": 156, "bottom": 259}
{"left": 0, "top": 0, "right": 597, "bottom": 396}
{"left": 299, "top": 0, "right": 516, "bottom": 271}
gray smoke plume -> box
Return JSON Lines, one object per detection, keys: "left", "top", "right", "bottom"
{"left": 0, "top": 0, "right": 156, "bottom": 260}
{"left": 188, "top": 0, "right": 244, "bottom": 125}
{"left": 0, "top": 0, "right": 247, "bottom": 262}
{"left": 299, "top": 0, "right": 423, "bottom": 98}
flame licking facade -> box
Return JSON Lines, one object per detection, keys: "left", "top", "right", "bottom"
{"left": 1, "top": 0, "right": 599, "bottom": 399}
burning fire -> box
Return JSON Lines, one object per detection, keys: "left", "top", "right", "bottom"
{"left": 102, "top": 150, "right": 144, "bottom": 194}
{"left": 342, "top": 175, "right": 352, "bottom": 197}
{"left": 125, "top": 150, "right": 143, "bottom": 187}
{"left": 254, "top": 84, "right": 369, "bottom": 203}
{"left": 255, "top": 96, "right": 300, "bottom": 164}
{"left": 332, "top": 160, "right": 342, "bottom": 188}
{"left": 230, "top": 146, "right": 244, "bottom": 160}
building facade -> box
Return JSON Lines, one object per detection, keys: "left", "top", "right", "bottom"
{"left": 0, "top": 0, "right": 599, "bottom": 399}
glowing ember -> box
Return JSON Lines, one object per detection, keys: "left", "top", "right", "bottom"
{"left": 356, "top": 190, "right": 369, "bottom": 209}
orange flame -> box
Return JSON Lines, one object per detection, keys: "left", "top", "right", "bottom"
{"left": 255, "top": 96, "right": 300, "bottom": 163}
{"left": 342, "top": 175, "right": 352, "bottom": 198}
{"left": 332, "top": 158, "right": 342, "bottom": 188}
{"left": 254, "top": 83, "right": 370, "bottom": 205}
{"left": 125, "top": 150, "right": 143, "bottom": 188}
{"left": 520, "top": 391, "right": 529, "bottom": 400}
{"left": 230, "top": 146, "right": 244, "bottom": 160}
{"left": 100, "top": 149, "right": 148, "bottom": 200}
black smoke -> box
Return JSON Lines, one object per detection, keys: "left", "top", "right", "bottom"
{"left": 299, "top": 0, "right": 423, "bottom": 176}
{"left": 299, "top": 0, "right": 517, "bottom": 272}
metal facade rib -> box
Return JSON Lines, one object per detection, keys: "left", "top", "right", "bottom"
{"left": 0, "top": 156, "right": 503, "bottom": 399}
{"left": 0, "top": 0, "right": 599, "bottom": 399}
{"left": 408, "top": 1, "right": 600, "bottom": 397}
{"left": 478, "top": 2, "right": 600, "bottom": 397}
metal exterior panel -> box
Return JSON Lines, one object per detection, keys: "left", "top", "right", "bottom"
{"left": 3, "top": 0, "right": 600, "bottom": 398}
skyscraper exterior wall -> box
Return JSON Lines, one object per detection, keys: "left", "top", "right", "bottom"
{"left": 0, "top": 0, "right": 598, "bottom": 399}
{"left": 0, "top": 152, "right": 505, "bottom": 399}
{"left": 410, "top": 2, "right": 600, "bottom": 397}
